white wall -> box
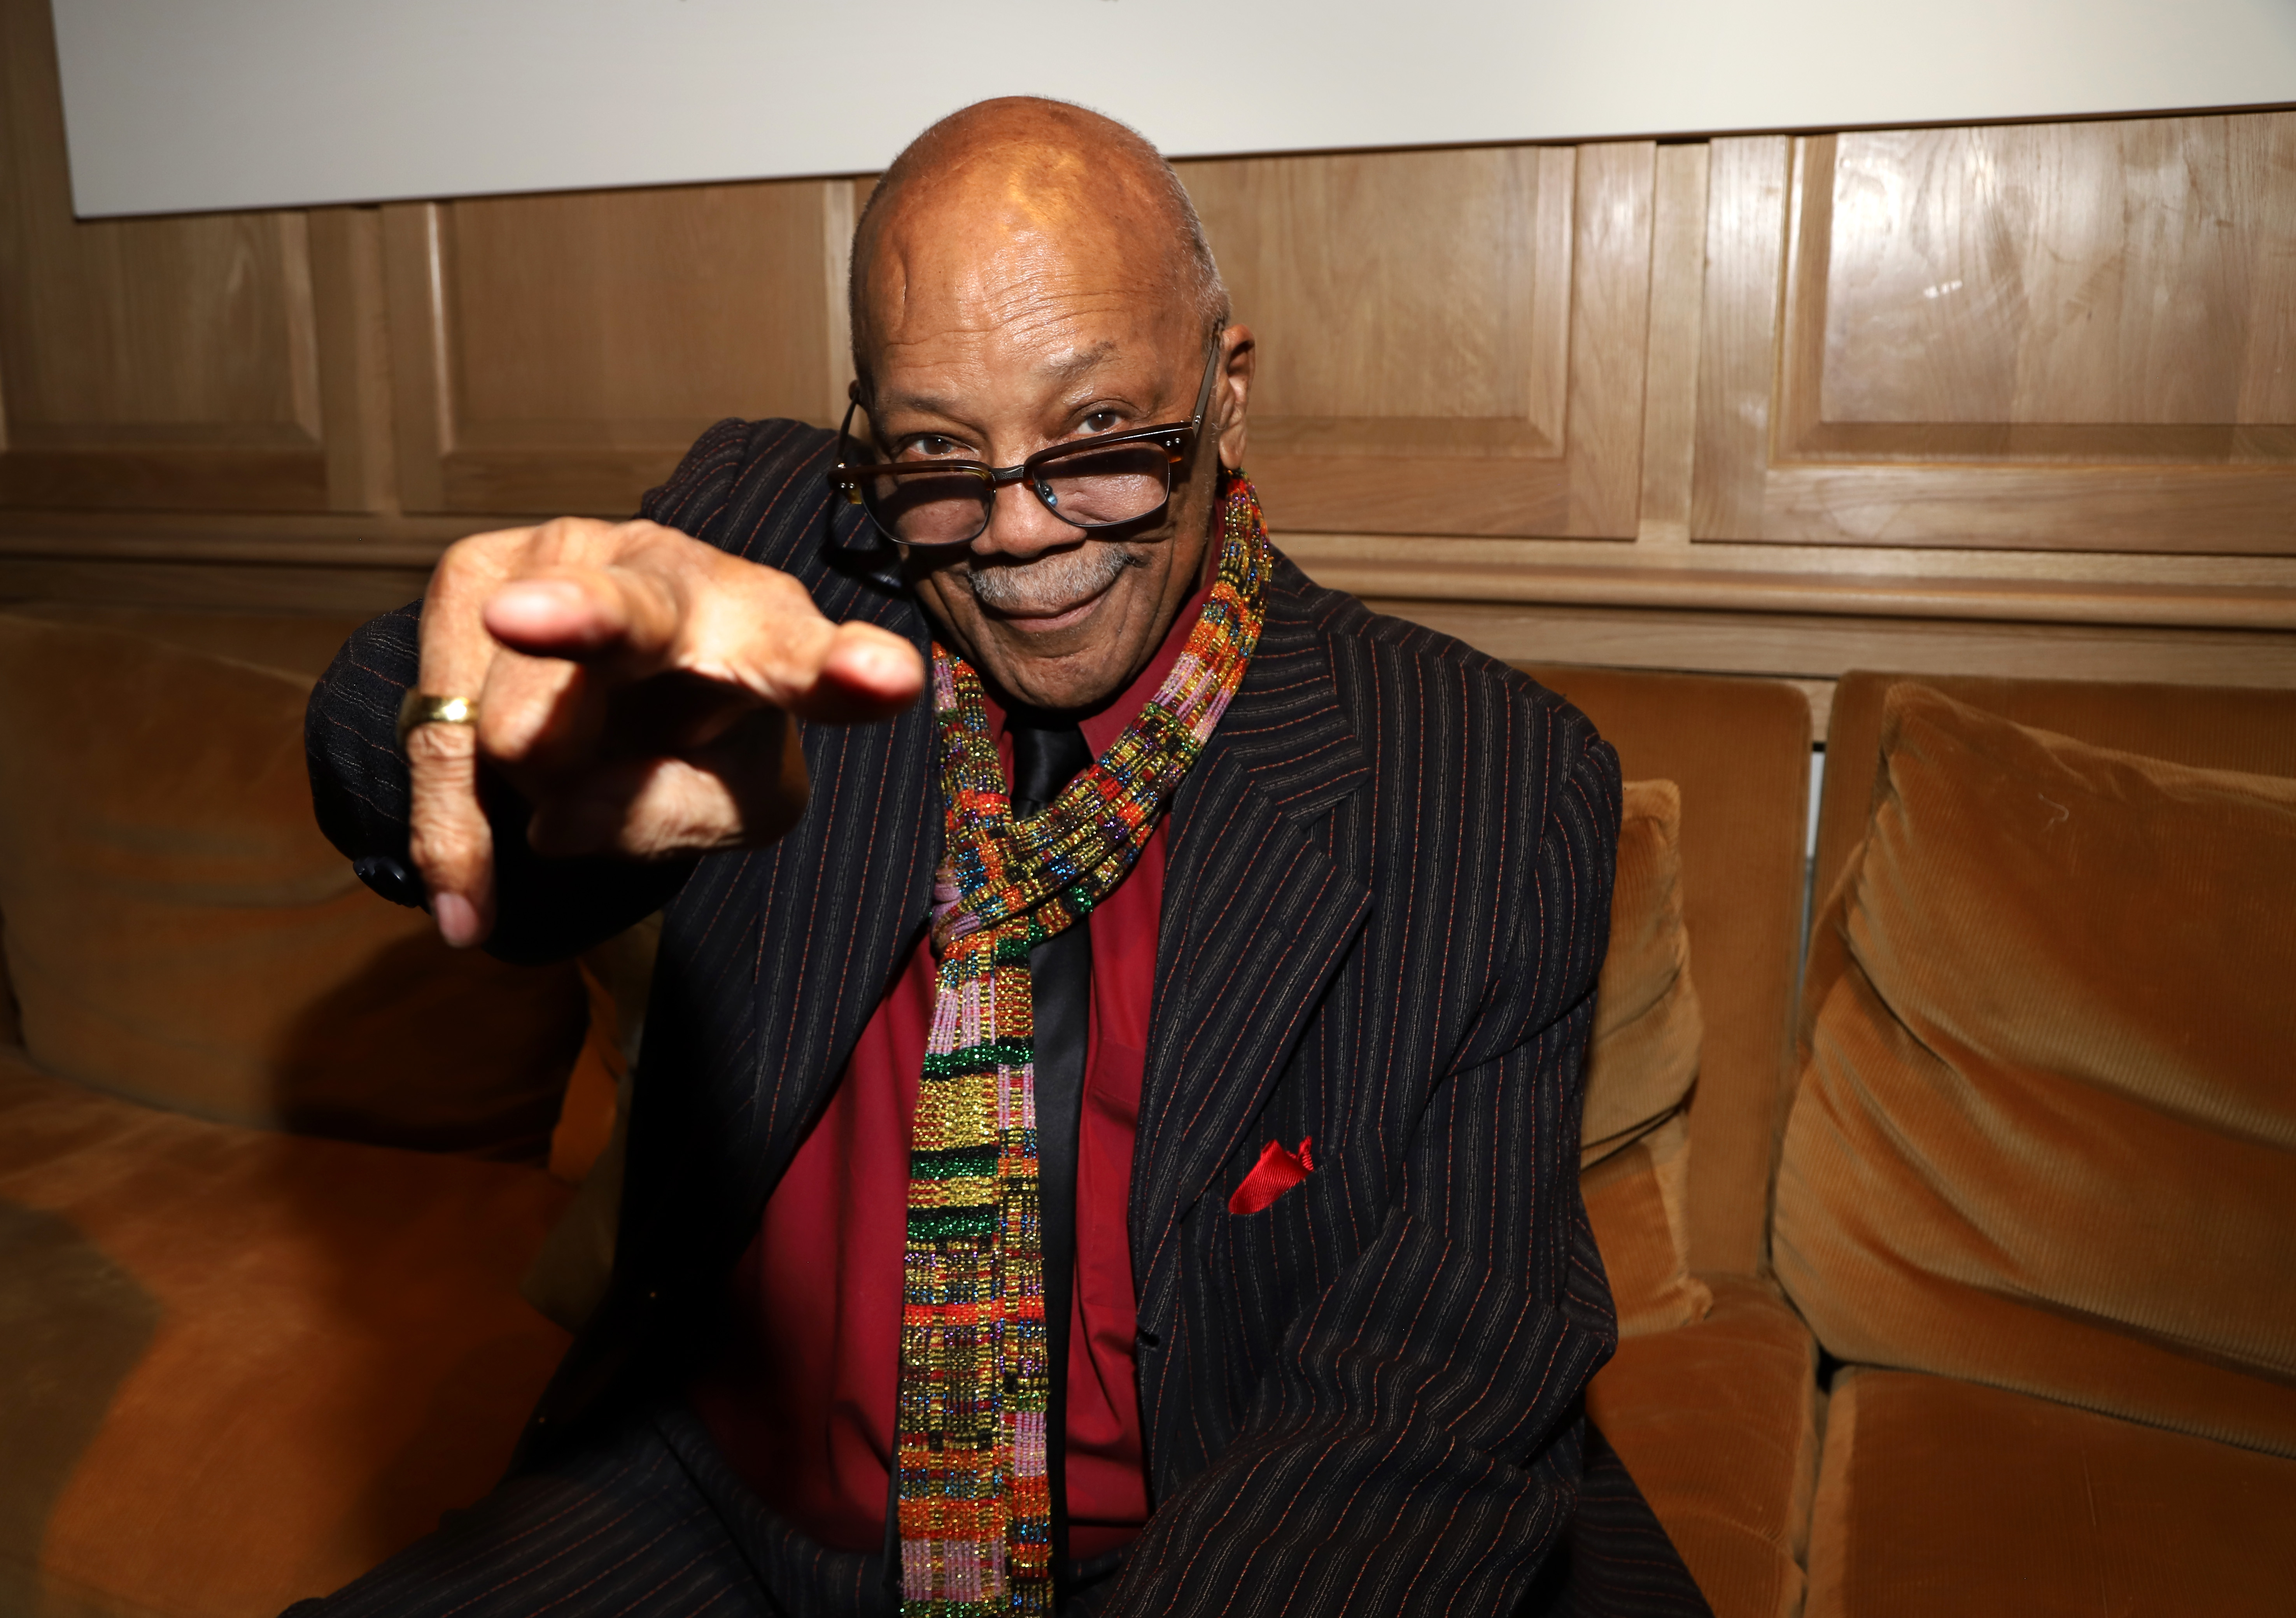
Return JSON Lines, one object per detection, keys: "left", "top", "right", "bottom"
{"left": 50, "top": 0, "right": 2296, "bottom": 218}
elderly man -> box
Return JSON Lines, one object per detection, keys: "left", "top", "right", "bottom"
{"left": 300, "top": 98, "right": 1706, "bottom": 1618}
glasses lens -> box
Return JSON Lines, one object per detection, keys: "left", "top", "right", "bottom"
{"left": 864, "top": 466, "right": 991, "bottom": 546}
{"left": 1035, "top": 441, "right": 1173, "bottom": 527}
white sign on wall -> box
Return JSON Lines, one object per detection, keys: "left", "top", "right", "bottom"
{"left": 48, "top": 0, "right": 2296, "bottom": 219}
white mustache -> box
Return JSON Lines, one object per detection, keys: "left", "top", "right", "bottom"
{"left": 961, "top": 543, "right": 1139, "bottom": 615}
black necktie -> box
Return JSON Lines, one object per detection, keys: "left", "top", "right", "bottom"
{"left": 1009, "top": 718, "right": 1093, "bottom": 1594}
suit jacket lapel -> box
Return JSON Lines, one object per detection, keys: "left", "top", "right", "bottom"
{"left": 1130, "top": 567, "right": 1371, "bottom": 1338}
{"left": 718, "top": 519, "right": 942, "bottom": 1253}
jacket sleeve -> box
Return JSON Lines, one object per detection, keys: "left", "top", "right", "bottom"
{"left": 301, "top": 420, "right": 763, "bottom": 965}
{"left": 1105, "top": 717, "right": 1625, "bottom": 1616}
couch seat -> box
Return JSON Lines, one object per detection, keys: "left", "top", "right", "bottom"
{"left": 1807, "top": 1367, "right": 2296, "bottom": 1617}
{"left": 1587, "top": 1275, "right": 1821, "bottom": 1618}
{"left": 0, "top": 1045, "right": 572, "bottom": 1618}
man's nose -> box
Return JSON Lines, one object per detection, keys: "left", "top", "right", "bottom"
{"left": 973, "top": 477, "right": 1078, "bottom": 559}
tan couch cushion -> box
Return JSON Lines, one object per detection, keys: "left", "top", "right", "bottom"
{"left": 1775, "top": 683, "right": 2296, "bottom": 1457}
{"left": 1814, "top": 670, "right": 2296, "bottom": 922}
{"left": 0, "top": 614, "right": 586, "bottom": 1157}
{"left": 1807, "top": 1369, "right": 2296, "bottom": 1618}
{"left": 0, "top": 1045, "right": 570, "bottom": 1618}
{"left": 1580, "top": 779, "right": 1710, "bottom": 1336}
{"left": 1588, "top": 1276, "right": 1820, "bottom": 1618}
{"left": 1582, "top": 1111, "right": 1708, "bottom": 1337}
{"left": 1583, "top": 781, "right": 1704, "bottom": 1157}
{"left": 1522, "top": 666, "right": 1811, "bottom": 1278}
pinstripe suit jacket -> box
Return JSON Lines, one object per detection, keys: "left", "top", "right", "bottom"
{"left": 308, "top": 419, "right": 1696, "bottom": 1615}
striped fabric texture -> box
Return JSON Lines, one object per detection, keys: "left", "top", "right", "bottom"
{"left": 303, "top": 419, "right": 1710, "bottom": 1616}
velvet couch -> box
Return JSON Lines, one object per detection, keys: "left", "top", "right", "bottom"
{"left": 1776, "top": 671, "right": 2296, "bottom": 1618}
{"left": 2, "top": 602, "right": 2289, "bottom": 1617}
{"left": 1551, "top": 664, "right": 2296, "bottom": 1618}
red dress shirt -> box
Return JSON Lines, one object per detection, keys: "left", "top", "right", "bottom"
{"left": 690, "top": 581, "right": 1209, "bottom": 1562}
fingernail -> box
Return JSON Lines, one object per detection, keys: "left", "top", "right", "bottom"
{"left": 489, "top": 578, "right": 588, "bottom": 632}
{"left": 433, "top": 891, "right": 482, "bottom": 948}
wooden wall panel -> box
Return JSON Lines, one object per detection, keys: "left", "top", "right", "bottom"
{"left": 1565, "top": 141, "right": 1657, "bottom": 537}
{"left": 1696, "top": 110, "right": 2296, "bottom": 553}
{"left": 384, "top": 178, "right": 847, "bottom": 517}
{"left": 1815, "top": 121, "right": 2296, "bottom": 440}
{"left": 2, "top": 4, "right": 2289, "bottom": 699}
{"left": 1181, "top": 142, "right": 1654, "bottom": 539}
{"left": 1690, "top": 137, "right": 1791, "bottom": 542}
{"left": 1374, "top": 597, "right": 2296, "bottom": 695}
{"left": 308, "top": 208, "right": 397, "bottom": 514}
{"left": 1636, "top": 143, "right": 1711, "bottom": 546}
{"left": 0, "top": 0, "right": 343, "bottom": 511}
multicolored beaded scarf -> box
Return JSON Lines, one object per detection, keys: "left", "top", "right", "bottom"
{"left": 896, "top": 474, "right": 1271, "bottom": 1615}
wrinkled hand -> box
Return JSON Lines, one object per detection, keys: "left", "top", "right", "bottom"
{"left": 406, "top": 517, "right": 924, "bottom": 947}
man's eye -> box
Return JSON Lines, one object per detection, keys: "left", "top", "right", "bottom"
{"left": 1080, "top": 410, "right": 1123, "bottom": 435}
{"left": 898, "top": 435, "right": 965, "bottom": 460}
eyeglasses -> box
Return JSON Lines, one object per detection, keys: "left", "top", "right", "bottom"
{"left": 829, "top": 339, "right": 1223, "bottom": 550}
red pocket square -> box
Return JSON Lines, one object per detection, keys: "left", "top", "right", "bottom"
{"left": 1229, "top": 1136, "right": 1316, "bottom": 1215}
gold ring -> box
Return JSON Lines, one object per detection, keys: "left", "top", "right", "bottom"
{"left": 396, "top": 690, "right": 478, "bottom": 753}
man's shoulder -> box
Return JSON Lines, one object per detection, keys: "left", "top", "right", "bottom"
{"left": 1265, "top": 553, "right": 1596, "bottom": 751}
{"left": 1254, "top": 554, "right": 1620, "bottom": 951}
{"left": 638, "top": 417, "right": 853, "bottom": 571}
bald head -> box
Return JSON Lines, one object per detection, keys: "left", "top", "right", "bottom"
{"left": 850, "top": 98, "right": 1226, "bottom": 389}
{"left": 840, "top": 97, "right": 1254, "bottom": 716}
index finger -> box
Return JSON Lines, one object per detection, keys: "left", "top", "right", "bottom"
{"left": 676, "top": 551, "right": 923, "bottom": 723}
{"left": 481, "top": 532, "right": 922, "bottom": 723}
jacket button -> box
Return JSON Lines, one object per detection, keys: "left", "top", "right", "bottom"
{"left": 354, "top": 854, "right": 424, "bottom": 908}
{"left": 1134, "top": 1327, "right": 1161, "bottom": 1350}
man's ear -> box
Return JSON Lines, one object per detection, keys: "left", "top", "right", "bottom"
{"left": 1215, "top": 324, "right": 1255, "bottom": 470}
